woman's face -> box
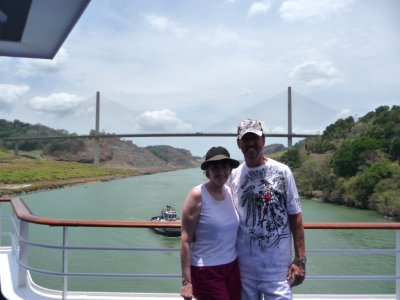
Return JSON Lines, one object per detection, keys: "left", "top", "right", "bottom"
{"left": 206, "top": 161, "right": 232, "bottom": 186}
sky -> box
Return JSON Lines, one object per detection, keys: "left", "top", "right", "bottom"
{"left": 0, "top": 0, "right": 399, "bottom": 158}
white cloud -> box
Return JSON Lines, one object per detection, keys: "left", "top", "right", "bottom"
{"left": 135, "top": 109, "right": 193, "bottom": 132}
{"left": 0, "top": 57, "right": 12, "bottom": 70}
{"left": 293, "top": 127, "right": 324, "bottom": 134}
{"left": 0, "top": 84, "right": 30, "bottom": 104}
{"left": 335, "top": 108, "right": 354, "bottom": 119}
{"left": 280, "top": 0, "right": 353, "bottom": 22}
{"left": 29, "top": 93, "right": 84, "bottom": 114}
{"left": 16, "top": 48, "right": 69, "bottom": 78}
{"left": 248, "top": 1, "right": 272, "bottom": 17}
{"left": 196, "top": 26, "right": 261, "bottom": 48}
{"left": 270, "top": 126, "right": 285, "bottom": 133}
{"left": 289, "top": 60, "right": 342, "bottom": 87}
{"left": 143, "top": 14, "right": 188, "bottom": 37}
{"left": 239, "top": 88, "right": 251, "bottom": 97}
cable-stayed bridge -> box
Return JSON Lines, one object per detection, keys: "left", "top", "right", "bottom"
{"left": 1, "top": 87, "right": 342, "bottom": 163}
{"left": 19, "top": 87, "right": 339, "bottom": 138}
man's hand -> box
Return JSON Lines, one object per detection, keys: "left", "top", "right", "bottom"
{"left": 287, "top": 260, "right": 306, "bottom": 287}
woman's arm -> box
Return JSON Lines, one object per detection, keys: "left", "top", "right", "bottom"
{"left": 180, "top": 187, "right": 202, "bottom": 298}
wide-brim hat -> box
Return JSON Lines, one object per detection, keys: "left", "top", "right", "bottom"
{"left": 200, "top": 146, "right": 240, "bottom": 170}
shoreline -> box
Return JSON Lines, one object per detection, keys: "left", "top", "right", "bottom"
{"left": 0, "top": 166, "right": 191, "bottom": 196}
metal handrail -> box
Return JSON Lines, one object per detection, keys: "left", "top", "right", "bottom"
{"left": 3, "top": 196, "right": 399, "bottom": 230}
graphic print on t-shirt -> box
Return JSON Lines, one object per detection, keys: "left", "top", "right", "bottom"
{"left": 240, "top": 166, "right": 290, "bottom": 250}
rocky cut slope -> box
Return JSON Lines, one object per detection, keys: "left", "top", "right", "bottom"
{"left": 44, "top": 137, "right": 200, "bottom": 170}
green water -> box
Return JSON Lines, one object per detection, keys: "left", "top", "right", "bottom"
{"left": 9, "top": 168, "right": 397, "bottom": 294}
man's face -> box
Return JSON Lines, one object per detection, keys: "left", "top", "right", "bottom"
{"left": 237, "top": 133, "right": 265, "bottom": 161}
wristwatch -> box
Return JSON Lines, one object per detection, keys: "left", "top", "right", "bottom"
{"left": 182, "top": 279, "right": 191, "bottom": 286}
{"left": 294, "top": 256, "right": 307, "bottom": 267}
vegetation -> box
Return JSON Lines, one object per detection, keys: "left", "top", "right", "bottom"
{"left": 281, "top": 105, "right": 400, "bottom": 221}
{"left": 145, "top": 145, "right": 195, "bottom": 166}
{"left": 0, "top": 153, "right": 132, "bottom": 183}
{"left": 0, "top": 149, "right": 135, "bottom": 193}
{"left": 1, "top": 106, "right": 399, "bottom": 220}
{"left": 0, "top": 118, "right": 87, "bottom": 155}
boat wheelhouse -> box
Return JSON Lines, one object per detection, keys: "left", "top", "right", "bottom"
{"left": 150, "top": 205, "right": 181, "bottom": 237}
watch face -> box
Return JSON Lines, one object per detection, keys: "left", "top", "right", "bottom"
{"left": 296, "top": 257, "right": 306, "bottom": 265}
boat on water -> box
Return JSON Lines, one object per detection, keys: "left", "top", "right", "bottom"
{"left": 150, "top": 205, "right": 181, "bottom": 237}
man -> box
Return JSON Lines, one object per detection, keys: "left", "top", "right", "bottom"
{"left": 228, "top": 119, "right": 306, "bottom": 300}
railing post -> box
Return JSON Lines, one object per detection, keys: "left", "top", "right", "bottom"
{"left": 18, "top": 220, "right": 29, "bottom": 287}
{"left": 14, "top": 140, "right": 19, "bottom": 156}
{"left": 396, "top": 229, "right": 400, "bottom": 300}
{"left": 0, "top": 201, "right": 2, "bottom": 247}
{"left": 94, "top": 91, "right": 100, "bottom": 166}
{"left": 10, "top": 214, "right": 17, "bottom": 256}
{"left": 288, "top": 86, "right": 292, "bottom": 149}
{"left": 62, "top": 226, "right": 69, "bottom": 300}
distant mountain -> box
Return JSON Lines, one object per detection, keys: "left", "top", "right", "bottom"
{"left": 203, "top": 90, "right": 338, "bottom": 135}
{"left": 45, "top": 138, "right": 199, "bottom": 169}
{"left": 145, "top": 145, "right": 197, "bottom": 168}
{"left": 263, "top": 143, "right": 286, "bottom": 155}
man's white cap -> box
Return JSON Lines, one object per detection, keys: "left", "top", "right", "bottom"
{"left": 237, "top": 119, "right": 264, "bottom": 140}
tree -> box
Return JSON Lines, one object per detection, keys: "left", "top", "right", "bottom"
{"left": 279, "top": 148, "right": 302, "bottom": 169}
{"left": 323, "top": 116, "right": 355, "bottom": 140}
{"left": 389, "top": 137, "right": 400, "bottom": 161}
{"left": 305, "top": 136, "right": 334, "bottom": 154}
{"left": 329, "top": 137, "right": 382, "bottom": 177}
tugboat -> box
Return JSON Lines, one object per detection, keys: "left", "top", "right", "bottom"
{"left": 150, "top": 204, "right": 181, "bottom": 237}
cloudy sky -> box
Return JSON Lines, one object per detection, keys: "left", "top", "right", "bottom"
{"left": 0, "top": 0, "right": 399, "bottom": 157}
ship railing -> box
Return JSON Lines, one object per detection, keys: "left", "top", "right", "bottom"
{"left": 1, "top": 196, "right": 400, "bottom": 300}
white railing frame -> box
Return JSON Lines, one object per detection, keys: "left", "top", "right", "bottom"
{"left": 397, "top": 230, "right": 400, "bottom": 299}
{"left": 1, "top": 198, "right": 399, "bottom": 300}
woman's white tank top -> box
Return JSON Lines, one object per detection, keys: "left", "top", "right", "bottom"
{"left": 190, "top": 183, "right": 239, "bottom": 267}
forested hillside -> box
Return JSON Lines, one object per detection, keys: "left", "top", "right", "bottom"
{"left": 0, "top": 119, "right": 199, "bottom": 169}
{"left": 277, "top": 105, "right": 400, "bottom": 220}
{"left": 0, "top": 119, "right": 72, "bottom": 151}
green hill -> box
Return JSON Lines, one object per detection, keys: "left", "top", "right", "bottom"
{"left": 0, "top": 119, "right": 200, "bottom": 194}
{"left": 275, "top": 105, "right": 400, "bottom": 220}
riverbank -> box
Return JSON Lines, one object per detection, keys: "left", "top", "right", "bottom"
{"left": 0, "top": 166, "right": 187, "bottom": 196}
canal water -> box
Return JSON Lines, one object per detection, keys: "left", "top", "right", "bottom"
{"left": 11, "top": 168, "right": 397, "bottom": 294}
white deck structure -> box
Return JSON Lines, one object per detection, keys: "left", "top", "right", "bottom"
{"left": 0, "top": 248, "right": 396, "bottom": 300}
{"left": 1, "top": 196, "right": 399, "bottom": 300}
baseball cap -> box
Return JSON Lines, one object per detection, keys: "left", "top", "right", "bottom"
{"left": 237, "top": 119, "right": 264, "bottom": 140}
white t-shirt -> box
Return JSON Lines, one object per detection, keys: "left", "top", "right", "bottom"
{"left": 228, "top": 158, "right": 301, "bottom": 280}
{"left": 190, "top": 183, "right": 239, "bottom": 267}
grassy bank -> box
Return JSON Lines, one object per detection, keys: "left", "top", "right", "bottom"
{"left": 0, "top": 150, "right": 139, "bottom": 194}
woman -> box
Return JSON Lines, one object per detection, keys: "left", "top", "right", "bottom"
{"left": 180, "top": 146, "right": 241, "bottom": 300}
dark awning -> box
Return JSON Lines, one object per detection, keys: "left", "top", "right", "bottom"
{"left": 0, "top": 0, "right": 90, "bottom": 59}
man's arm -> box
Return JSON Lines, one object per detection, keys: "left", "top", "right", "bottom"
{"left": 287, "top": 212, "right": 306, "bottom": 286}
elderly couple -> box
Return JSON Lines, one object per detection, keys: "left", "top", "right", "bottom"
{"left": 179, "top": 119, "right": 306, "bottom": 300}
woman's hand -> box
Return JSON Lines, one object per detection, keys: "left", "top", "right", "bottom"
{"left": 180, "top": 281, "right": 193, "bottom": 299}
